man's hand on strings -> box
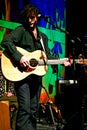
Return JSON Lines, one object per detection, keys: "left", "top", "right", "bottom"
{"left": 19, "top": 56, "right": 36, "bottom": 71}
{"left": 20, "top": 56, "right": 29, "bottom": 67}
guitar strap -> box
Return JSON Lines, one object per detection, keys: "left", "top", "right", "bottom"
{"left": 40, "top": 36, "right": 46, "bottom": 53}
{"left": 40, "top": 36, "right": 47, "bottom": 65}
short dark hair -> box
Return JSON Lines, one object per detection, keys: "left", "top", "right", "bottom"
{"left": 20, "top": 4, "right": 40, "bottom": 24}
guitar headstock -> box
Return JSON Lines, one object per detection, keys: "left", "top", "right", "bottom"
{"left": 78, "top": 58, "right": 87, "bottom": 65}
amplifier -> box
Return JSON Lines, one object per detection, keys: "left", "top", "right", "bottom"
{"left": 58, "top": 79, "right": 78, "bottom": 94}
{"left": 59, "top": 79, "right": 78, "bottom": 85}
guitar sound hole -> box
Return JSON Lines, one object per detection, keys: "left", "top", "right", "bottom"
{"left": 29, "top": 58, "right": 38, "bottom": 67}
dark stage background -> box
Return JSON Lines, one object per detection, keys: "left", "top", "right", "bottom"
{"left": 66, "top": 0, "right": 87, "bottom": 57}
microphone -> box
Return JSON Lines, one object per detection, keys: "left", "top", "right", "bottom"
{"left": 38, "top": 14, "right": 50, "bottom": 19}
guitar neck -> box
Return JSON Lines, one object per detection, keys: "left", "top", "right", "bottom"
{"left": 74, "top": 59, "right": 87, "bottom": 65}
{"left": 38, "top": 58, "right": 87, "bottom": 66}
{"left": 38, "top": 59, "right": 65, "bottom": 65}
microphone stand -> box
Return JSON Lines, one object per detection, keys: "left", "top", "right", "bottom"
{"left": 43, "top": 17, "right": 82, "bottom": 91}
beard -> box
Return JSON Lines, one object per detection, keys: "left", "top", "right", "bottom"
{"left": 27, "top": 21, "right": 37, "bottom": 31}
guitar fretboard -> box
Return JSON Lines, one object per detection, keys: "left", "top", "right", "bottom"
{"left": 38, "top": 59, "right": 65, "bottom": 65}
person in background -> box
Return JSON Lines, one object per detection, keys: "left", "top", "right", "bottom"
{"left": 1, "top": 4, "right": 70, "bottom": 130}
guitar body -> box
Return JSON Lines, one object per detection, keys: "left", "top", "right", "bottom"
{"left": 1, "top": 47, "right": 47, "bottom": 82}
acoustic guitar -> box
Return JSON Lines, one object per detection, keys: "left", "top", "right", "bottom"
{"left": 1, "top": 47, "right": 87, "bottom": 82}
{"left": 1, "top": 47, "right": 70, "bottom": 82}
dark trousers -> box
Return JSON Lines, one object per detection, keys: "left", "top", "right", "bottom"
{"left": 14, "top": 76, "right": 42, "bottom": 130}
